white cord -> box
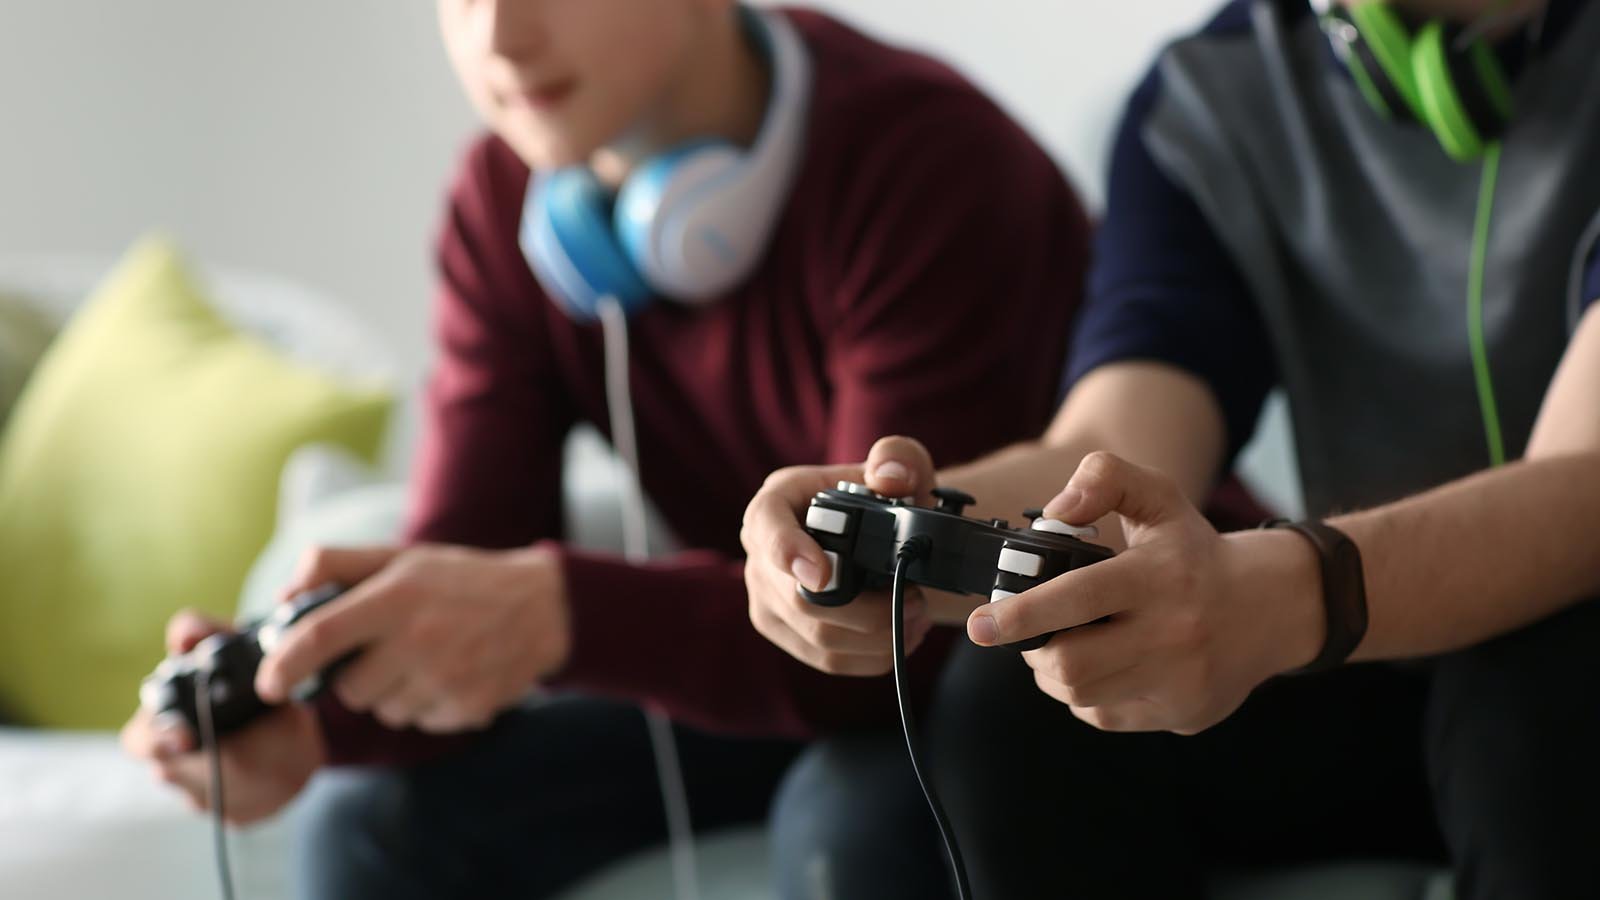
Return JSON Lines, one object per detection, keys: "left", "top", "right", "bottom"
{"left": 596, "top": 295, "right": 702, "bottom": 900}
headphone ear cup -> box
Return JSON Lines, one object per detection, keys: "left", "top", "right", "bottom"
{"left": 1344, "top": 2, "right": 1425, "bottom": 121}
{"left": 522, "top": 168, "right": 653, "bottom": 320}
{"left": 1411, "top": 21, "right": 1513, "bottom": 162}
{"left": 615, "top": 140, "right": 744, "bottom": 300}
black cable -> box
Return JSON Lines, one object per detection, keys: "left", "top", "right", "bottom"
{"left": 891, "top": 536, "right": 972, "bottom": 900}
{"left": 194, "top": 670, "right": 238, "bottom": 900}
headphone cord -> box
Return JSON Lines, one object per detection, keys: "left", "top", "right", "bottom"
{"left": 596, "top": 295, "right": 703, "bottom": 900}
{"left": 1467, "top": 141, "right": 1506, "bottom": 467}
{"left": 194, "top": 670, "right": 238, "bottom": 900}
{"left": 891, "top": 536, "right": 972, "bottom": 900}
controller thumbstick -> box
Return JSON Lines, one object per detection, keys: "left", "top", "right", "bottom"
{"left": 1022, "top": 508, "right": 1044, "bottom": 522}
{"left": 931, "top": 487, "right": 977, "bottom": 516}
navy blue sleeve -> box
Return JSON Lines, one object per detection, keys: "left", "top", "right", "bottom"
{"left": 1584, "top": 240, "right": 1600, "bottom": 311}
{"left": 1064, "top": 65, "right": 1277, "bottom": 463}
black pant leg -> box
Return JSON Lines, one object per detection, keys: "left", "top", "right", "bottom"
{"left": 1426, "top": 597, "right": 1600, "bottom": 900}
{"left": 924, "top": 642, "right": 1446, "bottom": 899}
{"left": 292, "top": 695, "right": 799, "bottom": 900}
{"left": 1178, "top": 661, "right": 1444, "bottom": 869}
{"left": 924, "top": 644, "right": 1203, "bottom": 899}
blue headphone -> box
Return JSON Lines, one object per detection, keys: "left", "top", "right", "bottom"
{"left": 520, "top": 7, "right": 813, "bottom": 321}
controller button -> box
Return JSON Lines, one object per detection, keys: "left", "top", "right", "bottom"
{"left": 997, "top": 548, "right": 1043, "bottom": 577}
{"left": 990, "top": 589, "right": 1016, "bottom": 604}
{"left": 805, "top": 506, "right": 850, "bottom": 536}
{"left": 192, "top": 634, "right": 228, "bottom": 660}
{"left": 838, "top": 481, "right": 881, "bottom": 498}
{"left": 258, "top": 623, "right": 285, "bottom": 654}
{"left": 821, "top": 550, "right": 842, "bottom": 593}
{"left": 1030, "top": 518, "right": 1100, "bottom": 540}
{"left": 989, "top": 518, "right": 1009, "bottom": 529}
{"left": 138, "top": 680, "right": 169, "bottom": 711}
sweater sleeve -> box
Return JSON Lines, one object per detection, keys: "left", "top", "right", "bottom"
{"left": 544, "top": 97, "right": 1091, "bottom": 738}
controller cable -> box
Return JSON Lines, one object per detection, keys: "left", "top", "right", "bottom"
{"left": 597, "top": 294, "right": 703, "bottom": 900}
{"left": 194, "top": 668, "right": 238, "bottom": 900}
{"left": 891, "top": 535, "right": 972, "bottom": 900}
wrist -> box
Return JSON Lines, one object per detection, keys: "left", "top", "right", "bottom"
{"left": 1222, "top": 528, "right": 1324, "bottom": 677}
{"left": 504, "top": 543, "right": 573, "bottom": 674}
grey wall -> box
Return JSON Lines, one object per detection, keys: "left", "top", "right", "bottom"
{"left": 0, "top": 1, "right": 477, "bottom": 383}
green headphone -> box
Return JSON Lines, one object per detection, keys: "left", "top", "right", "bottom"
{"left": 1312, "top": 0, "right": 1515, "bottom": 162}
{"left": 1311, "top": 1, "right": 1554, "bottom": 466}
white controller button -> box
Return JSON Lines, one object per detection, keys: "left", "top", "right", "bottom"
{"left": 990, "top": 589, "right": 1016, "bottom": 604}
{"left": 997, "top": 548, "right": 1043, "bottom": 577}
{"left": 138, "top": 680, "right": 164, "bottom": 710}
{"left": 1030, "top": 517, "right": 1099, "bottom": 540}
{"left": 821, "top": 550, "right": 842, "bottom": 592}
{"left": 806, "top": 506, "right": 850, "bottom": 536}
{"left": 192, "top": 634, "right": 227, "bottom": 660}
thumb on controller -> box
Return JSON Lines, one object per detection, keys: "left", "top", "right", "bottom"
{"left": 863, "top": 435, "right": 937, "bottom": 503}
{"left": 164, "top": 609, "right": 231, "bottom": 656}
{"left": 1044, "top": 451, "right": 1203, "bottom": 536}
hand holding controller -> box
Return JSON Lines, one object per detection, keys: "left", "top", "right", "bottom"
{"left": 801, "top": 483, "right": 1112, "bottom": 651}
{"left": 138, "top": 584, "right": 348, "bottom": 738}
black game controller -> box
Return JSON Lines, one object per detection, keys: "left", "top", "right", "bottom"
{"left": 138, "top": 584, "right": 347, "bottom": 737}
{"left": 801, "top": 483, "right": 1114, "bottom": 651}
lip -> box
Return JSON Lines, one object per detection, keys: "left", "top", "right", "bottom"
{"left": 516, "top": 79, "right": 577, "bottom": 111}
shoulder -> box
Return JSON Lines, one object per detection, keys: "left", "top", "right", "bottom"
{"left": 433, "top": 134, "right": 550, "bottom": 328}
{"left": 1164, "top": 0, "right": 1308, "bottom": 55}
{"left": 786, "top": 7, "right": 1063, "bottom": 195}
{"left": 442, "top": 133, "right": 530, "bottom": 243}
{"left": 1151, "top": 0, "right": 1311, "bottom": 103}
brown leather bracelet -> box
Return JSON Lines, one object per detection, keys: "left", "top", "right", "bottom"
{"left": 1260, "top": 518, "right": 1369, "bottom": 673}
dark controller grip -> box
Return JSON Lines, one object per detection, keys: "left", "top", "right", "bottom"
{"left": 1007, "top": 633, "right": 1052, "bottom": 653}
{"left": 798, "top": 525, "right": 861, "bottom": 607}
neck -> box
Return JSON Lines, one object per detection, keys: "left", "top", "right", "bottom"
{"left": 590, "top": 10, "right": 771, "bottom": 188}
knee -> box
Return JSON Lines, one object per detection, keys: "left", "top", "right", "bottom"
{"left": 291, "top": 768, "right": 415, "bottom": 891}
{"left": 771, "top": 736, "right": 905, "bottom": 857}
{"left": 770, "top": 736, "right": 945, "bottom": 900}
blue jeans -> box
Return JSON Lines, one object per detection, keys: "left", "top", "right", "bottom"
{"left": 293, "top": 696, "right": 800, "bottom": 899}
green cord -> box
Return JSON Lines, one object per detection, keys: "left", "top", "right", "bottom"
{"left": 1468, "top": 142, "right": 1506, "bottom": 467}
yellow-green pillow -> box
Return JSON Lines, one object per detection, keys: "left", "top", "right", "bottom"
{"left": 0, "top": 291, "right": 59, "bottom": 430}
{"left": 0, "top": 237, "right": 393, "bottom": 729}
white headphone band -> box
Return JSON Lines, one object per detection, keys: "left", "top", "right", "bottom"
{"left": 645, "top": 6, "right": 814, "bottom": 299}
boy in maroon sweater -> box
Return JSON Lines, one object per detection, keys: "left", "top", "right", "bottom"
{"left": 121, "top": 1, "right": 1089, "bottom": 895}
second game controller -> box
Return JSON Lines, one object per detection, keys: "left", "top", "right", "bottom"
{"left": 801, "top": 483, "right": 1113, "bottom": 651}
{"left": 138, "top": 583, "right": 348, "bottom": 738}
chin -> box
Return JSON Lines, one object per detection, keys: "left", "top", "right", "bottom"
{"left": 496, "top": 124, "right": 600, "bottom": 173}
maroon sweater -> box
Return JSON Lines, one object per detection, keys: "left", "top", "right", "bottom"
{"left": 320, "top": 9, "right": 1091, "bottom": 764}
